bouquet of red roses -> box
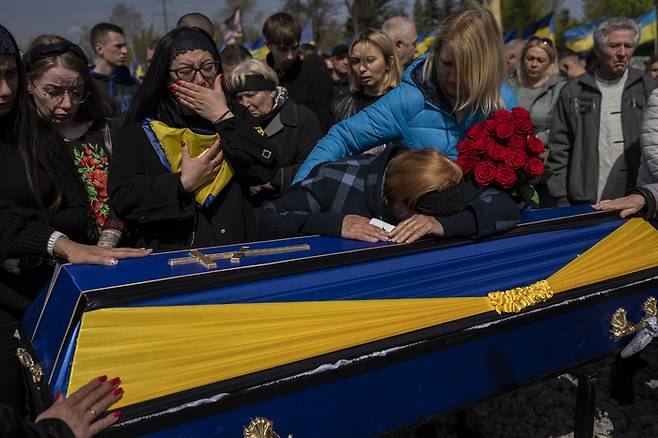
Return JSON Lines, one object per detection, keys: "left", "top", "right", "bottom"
{"left": 456, "top": 107, "right": 546, "bottom": 206}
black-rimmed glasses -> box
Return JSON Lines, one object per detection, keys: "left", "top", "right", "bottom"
{"left": 169, "top": 61, "right": 221, "bottom": 82}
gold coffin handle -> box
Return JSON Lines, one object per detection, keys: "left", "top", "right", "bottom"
{"left": 243, "top": 417, "right": 292, "bottom": 438}
{"left": 610, "top": 296, "right": 657, "bottom": 342}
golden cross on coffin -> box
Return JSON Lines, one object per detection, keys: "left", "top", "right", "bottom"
{"left": 168, "top": 244, "right": 311, "bottom": 269}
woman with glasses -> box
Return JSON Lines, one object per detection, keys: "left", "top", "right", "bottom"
{"left": 329, "top": 29, "right": 402, "bottom": 126}
{"left": 511, "top": 37, "right": 566, "bottom": 146}
{"left": 109, "top": 26, "right": 277, "bottom": 251}
{"left": 24, "top": 35, "right": 124, "bottom": 246}
{"left": 293, "top": 5, "right": 518, "bottom": 184}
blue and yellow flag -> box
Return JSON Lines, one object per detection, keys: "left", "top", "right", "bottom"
{"left": 564, "top": 18, "right": 606, "bottom": 53}
{"left": 415, "top": 31, "right": 437, "bottom": 57}
{"left": 503, "top": 29, "right": 519, "bottom": 43}
{"left": 250, "top": 37, "right": 269, "bottom": 60}
{"left": 523, "top": 14, "right": 555, "bottom": 42}
{"left": 637, "top": 6, "right": 657, "bottom": 46}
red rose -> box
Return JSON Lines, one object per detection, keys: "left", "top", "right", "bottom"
{"left": 98, "top": 215, "right": 106, "bottom": 227}
{"left": 466, "top": 123, "right": 488, "bottom": 139}
{"left": 511, "top": 107, "right": 531, "bottom": 120}
{"left": 101, "top": 157, "right": 109, "bottom": 165}
{"left": 457, "top": 139, "right": 474, "bottom": 154}
{"left": 495, "top": 164, "right": 518, "bottom": 189}
{"left": 508, "top": 135, "right": 526, "bottom": 149}
{"left": 526, "top": 136, "right": 545, "bottom": 155}
{"left": 98, "top": 187, "right": 108, "bottom": 198}
{"left": 483, "top": 119, "right": 498, "bottom": 132}
{"left": 486, "top": 142, "right": 507, "bottom": 162}
{"left": 491, "top": 109, "right": 513, "bottom": 122}
{"left": 457, "top": 152, "right": 477, "bottom": 174}
{"left": 474, "top": 161, "right": 497, "bottom": 187}
{"left": 88, "top": 157, "right": 99, "bottom": 167}
{"left": 85, "top": 148, "right": 92, "bottom": 156}
{"left": 472, "top": 138, "right": 489, "bottom": 154}
{"left": 525, "top": 157, "right": 544, "bottom": 179}
{"left": 513, "top": 118, "right": 533, "bottom": 134}
{"left": 504, "top": 147, "right": 527, "bottom": 169}
{"left": 495, "top": 122, "right": 515, "bottom": 139}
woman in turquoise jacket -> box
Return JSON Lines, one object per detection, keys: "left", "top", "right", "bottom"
{"left": 294, "top": 5, "right": 518, "bottom": 184}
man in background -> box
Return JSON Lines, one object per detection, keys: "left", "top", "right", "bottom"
{"left": 177, "top": 12, "right": 216, "bottom": 41}
{"left": 382, "top": 16, "right": 417, "bottom": 69}
{"left": 89, "top": 22, "right": 139, "bottom": 113}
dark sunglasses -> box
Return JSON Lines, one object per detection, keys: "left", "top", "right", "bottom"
{"left": 528, "top": 36, "right": 554, "bottom": 48}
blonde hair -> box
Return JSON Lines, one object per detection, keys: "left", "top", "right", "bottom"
{"left": 385, "top": 149, "right": 462, "bottom": 209}
{"left": 228, "top": 58, "right": 279, "bottom": 92}
{"left": 422, "top": 5, "right": 505, "bottom": 114}
{"left": 349, "top": 29, "right": 403, "bottom": 93}
{"left": 518, "top": 38, "right": 559, "bottom": 86}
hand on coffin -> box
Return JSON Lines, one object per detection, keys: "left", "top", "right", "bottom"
{"left": 180, "top": 139, "right": 224, "bottom": 192}
{"left": 341, "top": 215, "right": 390, "bottom": 242}
{"left": 35, "top": 375, "right": 123, "bottom": 437}
{"left": 54, "top": 238, "right": 152, "bottom": 266}
{"left": 593, "top": 194, "right": 646, "bottom": 218}
{"left": 170, "top": 75, "right": 234, "bottom": 124}
{"left": 388, "top": 214, "right": 444, "bottom": 244}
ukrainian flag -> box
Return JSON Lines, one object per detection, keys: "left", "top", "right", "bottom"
{"left": 415, "top": 31, "right": 437, "bottom": 57}
{"left": 637, "top": 6, "right": 657, "bottom": 46}
{"left": 250, "top": 37, "right": 269, "bottom": 60}
{"left": 503, "top": 29, "right": 519, "bottom": 43}
{"left": 523, "top": 13, "right": 555, "bottom": 42}
{"left": 564, "top": 18, "right": 606, "bottom": 53}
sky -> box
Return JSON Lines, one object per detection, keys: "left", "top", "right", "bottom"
{"left": 1, "top": 0, "right": 585, "bottom": 49}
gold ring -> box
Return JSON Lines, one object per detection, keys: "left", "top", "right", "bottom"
{"left": 89, "top": 408, "right": 97, "bottom": 416}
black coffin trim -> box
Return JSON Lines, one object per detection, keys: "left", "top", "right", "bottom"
{"left": 99, "top": 266, "right": 658, "bottom": 436}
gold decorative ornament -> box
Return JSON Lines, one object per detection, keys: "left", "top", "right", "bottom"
{"left": 487, "top": 279, "right": 553, "bottom": 314}
{"left": 16, "top": 348, "right": 43, "bottom": 384}
{"left": 168, "top": 244, "right": 311, "bottom": 269}
{"left": 610, "top": 296, "right": 657, "bottom": 342}
{"left": 243, "top": 417, "right": 292, "bottom": 438}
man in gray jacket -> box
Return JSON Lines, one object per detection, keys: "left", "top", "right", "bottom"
{"left": 547, "top": 17, "right": 658, "bottom": 206}
{"left": 594, "top": 183, "right": 658, "bottom": 219}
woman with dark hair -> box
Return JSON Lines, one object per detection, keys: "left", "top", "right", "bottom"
{"left": 0, "top": 23, "right": 147, "bottom": 434}
{"left": 24, "top": 34, "right": 124, "bottom": 246}
{"left": 109, "top": 26, "right": 278, "bottom": 251}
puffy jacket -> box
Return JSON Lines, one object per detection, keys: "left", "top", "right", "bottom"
{"left": 293, "top": 55, "right": 518, "bottom": 183}
{"left": 638, "top": 88, "right": 658, "bottom": 185}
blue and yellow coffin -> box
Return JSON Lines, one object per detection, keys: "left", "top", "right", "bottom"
{"left": 23, "top": 207, "right": 658, "bottom": 437}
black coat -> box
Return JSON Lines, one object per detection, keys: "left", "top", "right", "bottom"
{"left": 252, "top": 98, "right": 323, "bottom": 204}
{"left": 329, "top": 90, "right": 381, "bottom": 127}
{"left": 109, "top": 114, "right": 276, "bottom": 251}
{"left": 267, "top": 54, "right": 333, "bottom": 132}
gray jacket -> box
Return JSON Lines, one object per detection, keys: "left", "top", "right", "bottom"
{"left": 547, "top": 68, "right": 658, "bottom": 205}
{"left": 513, "top": 74, "right": 566, "bottom": 144}
{"left": 635, "top": 183, "right": 658, "bottom": 219}
{"left": 638, "top": 88, "right": 658, "bottom": 185}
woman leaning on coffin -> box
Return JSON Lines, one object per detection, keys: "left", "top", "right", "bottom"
{"left": 292, "top": 4, "right": 518, "bottom": 184}
{"left": 0, "top": 24, "right": 144, "bottom": 436}
{"left": 109, "top": 26, "right": 279, "bottom": 251}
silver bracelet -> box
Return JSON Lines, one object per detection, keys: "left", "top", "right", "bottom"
{"left": 47, "top": 231, "right": 67, "bottom": 256}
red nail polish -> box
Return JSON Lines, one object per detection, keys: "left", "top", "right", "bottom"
{"left": 176, "top": 80, "right": 181, "bottom": 85}
{"left": 113, "top": 411, "right": 121, "bottom": 418}
{"left": 113, "top": 388, "right": 123, "bottom": 397}
{"left": 55, "top": 391, "right": 61, "bottom": 401}
{"left": 98, "top": 375, "right": 108, "bottom": 383}
{"left": 110, "top": 377, "right": 120, "bottom": 386}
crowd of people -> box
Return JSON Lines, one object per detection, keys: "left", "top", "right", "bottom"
{"left": 1, "top": 4, "right": 658, "bottom": 436}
